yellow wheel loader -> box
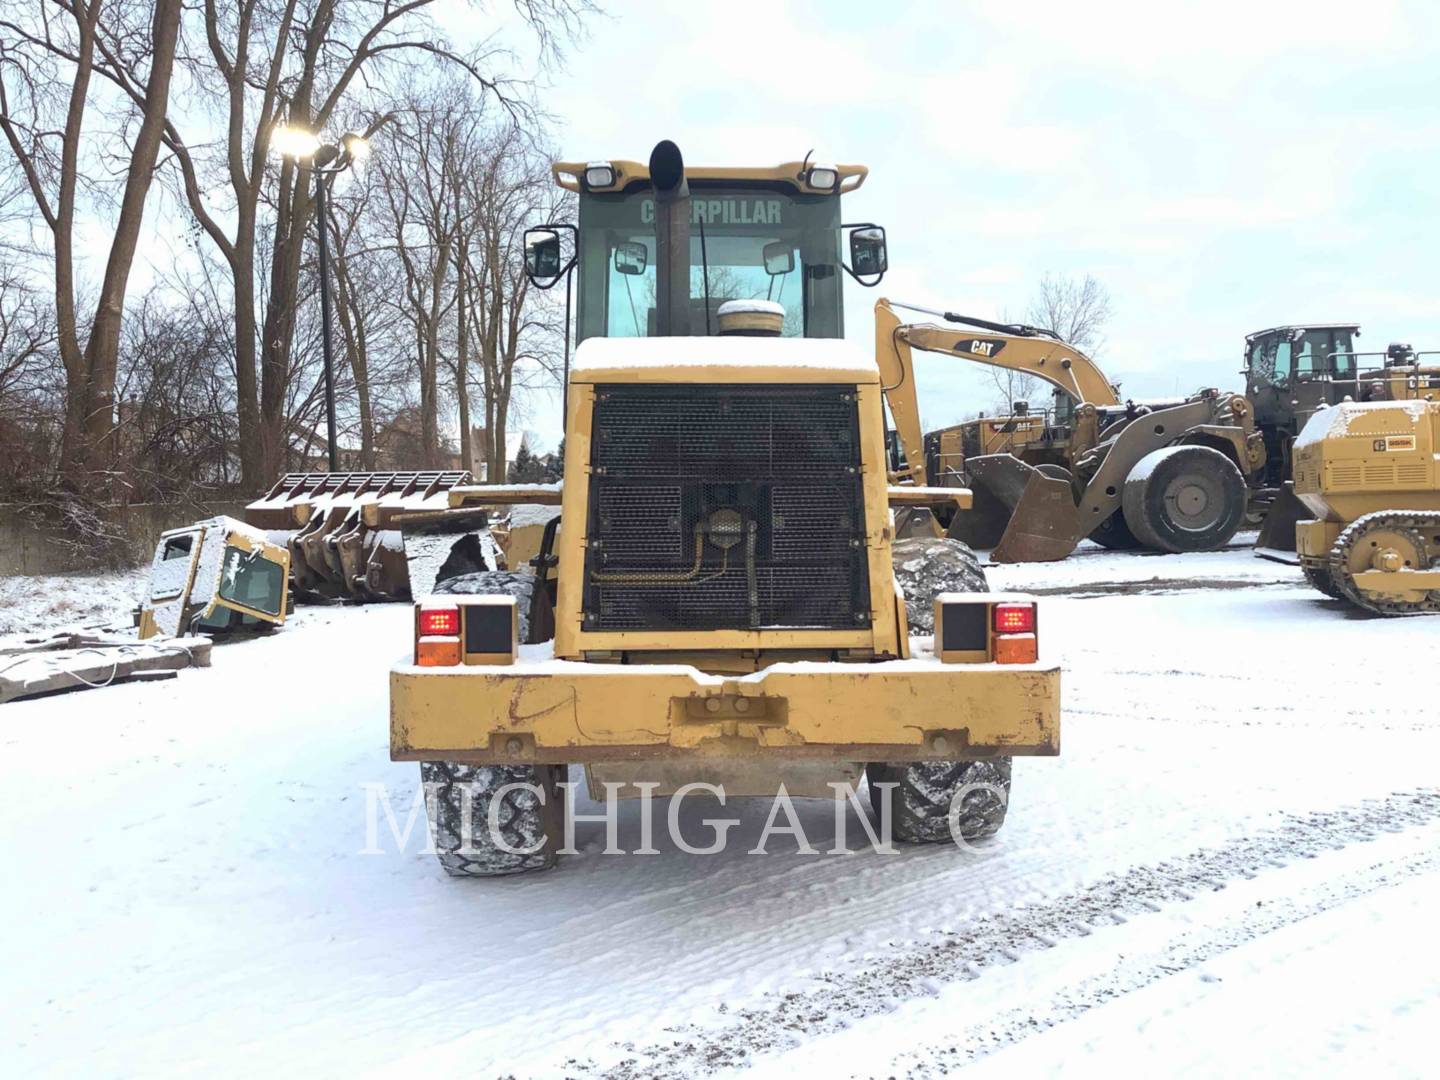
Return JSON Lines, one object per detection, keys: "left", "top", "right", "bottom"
{"left": 875, "top": 300, "right": 1267, "bottom": 562}
{"left": 1292, "top": 399, "right": 1440, "bottom": 614}
{"left": 387, "top": 141, "right": 1060, "bottom": 876}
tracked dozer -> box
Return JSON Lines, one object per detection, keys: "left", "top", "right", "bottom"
{"left": 1292, "top": 399, "right": 1440, "bottom": 614}
{"left": 1243, "top": 325, "right": 1440, "bottom": 551}
{"left": 876, "top": 300, "right": 1267, "bottom": 562}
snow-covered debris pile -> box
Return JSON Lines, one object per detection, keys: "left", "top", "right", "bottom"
{"left": 0, "top": 568, "right": 147, "bottom": 638}
{"left": 0, "top": 632, "right": 211, "bottom": 704}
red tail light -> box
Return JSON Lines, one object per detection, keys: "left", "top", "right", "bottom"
{"left": 418, "top": 605, "right": 460, "bottom": 637}
{"left": 993, "top": 603, "right": 1035, "bottom": 634}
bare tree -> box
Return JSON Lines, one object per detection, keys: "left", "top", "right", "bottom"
{"left": 0, "top": 268, "right": 54, "bottom": 408}
{"left": 468, "top": 125, "right": 568, "bottom": 483}
{"left": 327, "top": 188, "right": 383, "bottom": 470}
{"left": 1, "top": 0, "right": 594, "bottom": 503}
{"left": 0, "top": 0, "right": 184, "bottom": 491}
{"left": 374, "top": 90, "right": 469, "bottom": 469}
{"left": 368, "top": 82, "right": 567, "bottom": 481}
{"left": 1026, "top": 272, "right": 1112, "bottom": 355}
{"left": 80, "top": 0, "right": 595, "bottom": 487}
{"left": 986, "top": 273, "right": 1113, "bottom": 414}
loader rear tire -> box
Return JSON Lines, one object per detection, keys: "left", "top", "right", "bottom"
{"left": 1122, "top": 445, "right": 1246, "bottom": 554}
{"left": 866, "top": 759, "right": 1012, "bottom": 844}
{"left": 421, "top": 761, "right": 565, "bottom": 877}
{"left": 891, "top": 536, "right": 988, "bottom": 633}
{"left": 433, "top": 569, "right": 537, "bottom": 643}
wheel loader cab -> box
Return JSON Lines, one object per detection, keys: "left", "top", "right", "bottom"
{"left": 533, "top": 153, "right": 880, "bottom": 342}
{"left": 1245, "top": 323, "right": 1362, "bottom": 487}
{"left": 1246, "top": 325, "right": 1360, "bottom": 394}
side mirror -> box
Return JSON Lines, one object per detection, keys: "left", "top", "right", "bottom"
{"left": 849, "top": 226, "right": 887, "bottom": 279}
{"left": 524, "top": 228, "right": 563, "bottom": 284}
{"left": 841, "top": 223, "right": 887, "bottom": 285}
{"left": 614, "top": 240, "right": 648, "bottom": 276}
{"left": 762, "top": 240, "right": 795, "bottom": 276}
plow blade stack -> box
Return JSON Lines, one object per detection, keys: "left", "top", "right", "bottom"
{"left": 244, "top": 471, "right": 473, "bottom": 601}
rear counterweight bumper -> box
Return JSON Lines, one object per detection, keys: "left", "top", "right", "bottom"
{"left": 391, "top": 658, "right": 1060, "bottom": 764}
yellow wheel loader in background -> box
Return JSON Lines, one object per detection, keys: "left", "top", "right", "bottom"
{"left": 1292, "top": 399, "right": 1440, "bottom": 614}
{"left": 387, "top": 141, "right": 1060, "bottom": 876}
{"left": 875, "top": 299, "right": 1267, "bottom": 562}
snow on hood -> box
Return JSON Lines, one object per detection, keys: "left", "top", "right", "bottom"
{"left": 1293, "top": 399, "right": 1431, "bottom": 452}
{"left": 571, "top": 335, "right": 878, "bottom": 377}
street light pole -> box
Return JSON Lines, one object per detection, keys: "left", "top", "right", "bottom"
{"left": 273, "top": 124, "right": 382, "bottom": 474}
{"left": 313, "top": 166, "right": 340, "bottom": 471}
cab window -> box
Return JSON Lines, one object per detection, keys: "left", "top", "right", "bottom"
{"left": 218, "top": 547, "right": 285, "bottom": 616}
{"left": 577, "top": 187, "right": 843, "bottom": 341}
{"left": 1272, "top": 340, "right": 1293, "bottom": 384}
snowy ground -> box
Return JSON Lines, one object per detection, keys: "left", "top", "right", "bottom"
{"left": 2, "top": 543, "right": 1437, "bottom": 1077}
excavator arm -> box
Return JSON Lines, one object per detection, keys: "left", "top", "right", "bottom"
{"left": 875, "top": 297, "right": 1120, "bottom": 485}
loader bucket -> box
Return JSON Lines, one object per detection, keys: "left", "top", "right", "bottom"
{"left": 943, "top": 480, "right": 1011, "bottom": 550}
{"left": 1254, "top": 481, "right": 1303, "bottom": 553}
{"left": 966, "top": 454, "right": 1084, "bottom": 563}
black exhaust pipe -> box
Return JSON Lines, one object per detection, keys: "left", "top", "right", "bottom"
{"left": 650, "top": 140, "right": 691, "bottom": 337}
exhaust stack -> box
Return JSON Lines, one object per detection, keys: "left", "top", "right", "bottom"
{"left": 650, "top": 140, "right": 691, "bottom": 337}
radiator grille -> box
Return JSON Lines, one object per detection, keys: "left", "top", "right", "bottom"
{"left": 1330, "top": 463, "right": 1363, "bottom": 488}
{"left": 583, "top": 384, "right": 869, "bottom": 632}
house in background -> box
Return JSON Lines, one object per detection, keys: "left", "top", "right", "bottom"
{"left": 291, "top": 413, "right": 551, "bottom": 478}
{"left": 468, "top": 427, "right": 536, "bottom": 481}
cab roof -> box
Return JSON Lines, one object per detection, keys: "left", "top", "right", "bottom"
{"left": 553, "top": 160, "right": 868, "bottom": 195}
{"left": 1245, "top": 323, "right": 1361, "bottom": 341}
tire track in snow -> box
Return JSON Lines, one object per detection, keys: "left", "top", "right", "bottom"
{"left": 884, "top": 836, "right": 1440, "bottom": 1076}
{"left": 564, "top": 788, "right": 1440, "bottom": 1079}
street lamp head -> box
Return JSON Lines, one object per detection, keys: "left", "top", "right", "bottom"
{"left": 341, "top": 132, "right": 371, "bottom": 161}
{"left": 272, "top": 124, "right": 321, "bottom": 159}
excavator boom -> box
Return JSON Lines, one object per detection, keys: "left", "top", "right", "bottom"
{"left": 875, "top": 297, "right": 1120, "bottom": 486}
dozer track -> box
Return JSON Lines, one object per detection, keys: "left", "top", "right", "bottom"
{"left": 1328, "top": 510, "right": 1440, "bottom": 615}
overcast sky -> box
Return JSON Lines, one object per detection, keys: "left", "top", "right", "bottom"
{"left": 456, "top": 0, "right": 1440, "bottom": 450}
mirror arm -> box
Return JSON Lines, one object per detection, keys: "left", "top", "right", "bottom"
{"left": 841, "top": 262, "right": 886, "bottom": 287}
